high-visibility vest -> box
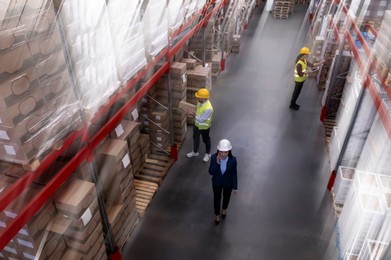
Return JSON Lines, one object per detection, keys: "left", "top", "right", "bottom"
{"left": 195, "top": 100, "right": 213, "bottom": 130}
{"left": 294, "top": 59, "right": 307, "bottom": 82}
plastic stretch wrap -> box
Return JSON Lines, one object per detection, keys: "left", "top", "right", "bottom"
{"left": 168, "top": 1, "right": 185, "bottom": 33}
{"left": 184, "top": 0, "right": 206, "bottom": 20}
{"left": 57, "top": 0, "right": 120, "bottom": 121}
{"left": 0, "top": 1, "right": 82, "bottom": 165}
{"left": 107, "top": 0, "right": 147, "bottom": 83}
{"left": 356, "top": 108, "right": 391, "bottom": 175}
{"left": 142, "top": 0, "right": 168, "bottom": 58}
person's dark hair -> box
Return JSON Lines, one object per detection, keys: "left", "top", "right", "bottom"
{"left": 296, "top": 54, "right": 305, "bottom": 64}
{"left": 215, "top": 150, "right": 233, "bottom": 157}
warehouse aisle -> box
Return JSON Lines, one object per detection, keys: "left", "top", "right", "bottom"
{"left": 123, "top": 3, "right": 336, "bottom": 260}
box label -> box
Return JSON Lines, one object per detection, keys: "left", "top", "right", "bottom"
{"left": 81, "top": 208, "right": 92, "bottom": 226}
{"left": 122, "top": 153, "right": 130, "bottom": 168}
{"left": 0, "top": 130, "right": 10, "bottom": 140}
{"left": 131, "top": 108, "right": 139, "bottom": 120}
{"left": 17, "top": 238, "right": 33, "bottom": 248}
{"left": 4, "top": 145, "right": 16, "bottom": 155}
{"left": 5, "top": 210, "right": 17, "bottom": 218}
{"left": 115, "top": 124, "right": 125, "bottom": 137}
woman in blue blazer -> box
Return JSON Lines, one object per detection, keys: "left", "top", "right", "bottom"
{"left": 209, "top": 139, "right": 238, "bottom": 224}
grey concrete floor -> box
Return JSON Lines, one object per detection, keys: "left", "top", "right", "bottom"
{"left": 123, "top": 3, "right": 338, "bottom": 260}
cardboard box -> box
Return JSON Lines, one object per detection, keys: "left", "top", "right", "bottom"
{"left": 69, "top": 198, "right": 99, "bottom": 230}
{"left": 54, "top": 179, "right": 96, "bottom": 218}
{"left": 96, "top": 139, "right": 130, "bottom": 172}
{"left": 110, "top": 120, "right": 140, "bottom": 140}
{"left": 40, "top": 230, "right": 67, "bottom": 260}
{"left": 64, "top": 223, "right": 103, "bottom": 254}
{"left": 170, "top": 62, "right": 187, "bottom": 76}
{"left": 0, "top": 83, "right": 47, "bottom": 127}
{"left": 27, "top": 28, "right": 62, "bottom": 60}
{"left": 15, "top": 229, "right": 45, "bottom": 257}
{"left": 61, "top": 248, "right": 84, "bottom": 260}
{"left": 0, "top": 65, "right": 40, "bottom": 108}
{"left": 150, "top": 110, "right": 168, "bottom": 122}
{"left": 0, "top": 42, "right": 32, "bottom": 75}
{"left": 178, "top": 100, "right": 196, "bottom": 114}
{"left": 180, "top": 58, "right": 197, "bottom": 69}
{"left": 0, "top": 169, "right": 18, "bottom": 191}
{"left": 0, "top": 185, "right": 55, "bottom": 241}
{"left": 64, "top": 210, "right": 101, "bottom": 242}
{"left": 34, "top": 51, "right": 67, "bottom": 79}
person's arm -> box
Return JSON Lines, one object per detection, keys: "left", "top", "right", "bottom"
{"left": 232, "top": 158, "right": 238, "bottom": 191}
{"left": 209, "top": 154, "right": 219, "bottom": 176}
{"left": 308, "top": 60, "right": 325, "bottom": 67}
{"left": 195, "top": 108, "right": 212, "bottom": 124}
{"left": 296, "top": 63, "right": 304, "bottom": 77}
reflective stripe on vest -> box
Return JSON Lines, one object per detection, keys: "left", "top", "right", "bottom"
{"left": 195, "top": 100, "right": 213, "bottom": 130}
{"left": 294, "top": 59, "right": 307, "bottom": 82}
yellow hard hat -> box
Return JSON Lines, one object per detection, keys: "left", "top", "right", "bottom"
{"left": 299, "top": 47, "right": 311, "bottom": 55}
{"left": 195, "top": 88, "right": 210, "bottom": 99}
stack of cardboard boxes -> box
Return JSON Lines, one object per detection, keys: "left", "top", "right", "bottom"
{"left": 0, "top": 1, "right": 81, "bottom": 165}
{"left": 232, "top": 35, "right": 241, "bottom": 53}
{"left": 188, "top": 18, "right": 216, "bottom": 62}
{"left": 187, "top": 65, "right": 212, "bottom": 92}
{"left": 54, "top": 179, "right": 106, "bottom": 259}
{"left": 110, "top": 120, "right": 143, "bottom": 176}
{"left": 165, "top": 62, "right": 187, "bottom": 146}
{"left": 95, "top": 138, "right": 138, "bottom": 247}
{"left": 0, "top": 179, "right": 58, "bottom": 259}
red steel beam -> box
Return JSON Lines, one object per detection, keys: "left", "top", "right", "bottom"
{"left": 346, "top": 31, "right": 391, "bottom": 140}
{"left": 0, "top": 128, "right": 83, "bottom": 213}
{"left": 0, "top": 144, "right": 89, "bottom": 251}
{"left": 365, "top": 24, "right": 378, "bottom": 37}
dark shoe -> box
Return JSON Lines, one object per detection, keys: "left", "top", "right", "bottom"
{"left": 215, "top": 215, "right": 221, "bottom": 225}
{"left": 221, "top": 209, "right": 227, "bottom": 219}
{"left": 289, "top": 104, "right": 300, "bottom": 110}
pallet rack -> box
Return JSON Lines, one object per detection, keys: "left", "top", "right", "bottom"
{"left": 316, "top": 0, "right": 391, "bottom": 190}
{"left": 0, "top": 1, "right": 224, "bottom": 257}
{"left": 312, "top": 0, "right": 391, "bottom": 258}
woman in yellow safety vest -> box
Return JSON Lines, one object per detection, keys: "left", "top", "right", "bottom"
{"left": 289, "top": 47, "right": 324, "bottom": 110}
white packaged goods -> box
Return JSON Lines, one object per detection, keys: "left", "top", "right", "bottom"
{"left": 107, "top": 0, "right": 147, "bottom": 82}
{"left": 168, "top": 1, "right": 185, "bottom": 33}
{"left": 57, "top": 0, "right": 120, "bottom": 121}
{"left": 334, "top": 166, "right": 355, "bottom": 204}
{"left": 142, "top": 0, "right": 168, "bottom": 58}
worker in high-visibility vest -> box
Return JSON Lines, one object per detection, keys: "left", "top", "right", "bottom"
{"left": 187, "top": 88, "right": 214, "bottom": 163}
{"left": 289, "top": 47, "right": 324, "bottom": 110}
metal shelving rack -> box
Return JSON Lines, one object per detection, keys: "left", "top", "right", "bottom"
{"left": 0, "top": 0, "right": 224, "bottom": 256}
{"left": 316, "top": 0, "right": 391, "bottom": 191}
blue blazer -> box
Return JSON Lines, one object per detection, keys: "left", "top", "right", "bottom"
{"left": 209, "top": 154, "right": 238, "bottom": 190}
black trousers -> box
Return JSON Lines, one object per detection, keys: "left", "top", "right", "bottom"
{"left": 193, "top": 125, "right": 211, "bottom": 153}
{"left": 212, "top": 184, "right": 233, "bottom": 215}
{"left": 290, "top": 80, "right": 305, "bottom": 106}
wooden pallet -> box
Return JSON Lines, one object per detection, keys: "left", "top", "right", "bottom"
{"left": 330, "top": 188, "right": 343, "bottom": 218}
{"left": 134, "top": 179, "right": 159, "bottom": 217}
{"left": 323, "top": 119, "right": 337, "bottom": 145}
{"left": 273, "top": 13, "right": 289, "bottom": 19}
{"left": 134, "top": 152, "right": 174, "bottom": 186}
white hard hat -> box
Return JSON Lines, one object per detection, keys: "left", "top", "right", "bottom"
{"left": 217, "top": 139, "right": 232, "bottom": 151}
